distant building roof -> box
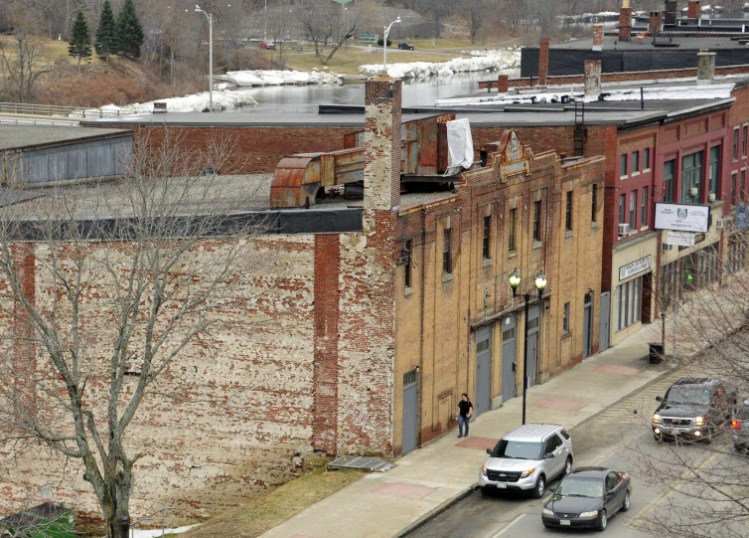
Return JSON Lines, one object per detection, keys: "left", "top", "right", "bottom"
{"left": 0, "top": 124, "right": 130, "bottom": 151}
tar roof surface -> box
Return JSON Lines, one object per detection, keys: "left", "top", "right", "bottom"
{"left": 551, "top": 35, "right": 749, "bottom": 51}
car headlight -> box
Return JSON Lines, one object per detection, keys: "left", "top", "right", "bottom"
{"left": 542, "top": 508, "right": 554, "bottom": 516}
{"left": 579, "top": 510, "right": 599, "bottom": 518}
{"left": 695, "top": 416, "right": 705, "bottom": 426}
{"left": 520, "top": 467, "right": 536, "bottom": 478}
{"left": 481, "top": 466, "right": 488, "bottom": 476}
{"left": 652, "top": 414, "right": 662, "bottom": 424}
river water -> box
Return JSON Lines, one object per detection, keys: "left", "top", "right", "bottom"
{"left": 235, "top": 71, "right": 497, "bottom": 112}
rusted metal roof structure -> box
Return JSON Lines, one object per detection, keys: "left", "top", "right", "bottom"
{"left": 270, "top": 112, "right": 457, "bottom": 208}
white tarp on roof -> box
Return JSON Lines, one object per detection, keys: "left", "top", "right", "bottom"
{"left": 445, "top": 118, "right": 474, "bottom": 176}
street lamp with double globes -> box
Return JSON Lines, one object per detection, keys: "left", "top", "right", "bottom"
{"left": 194, "top": 4, "right": 214, "bottom": 112}
{"left": 383, "top": 16, "right": 401, "bottom": 73}
{"left": 509, "top": 269, "right": 547, "bottom": 426}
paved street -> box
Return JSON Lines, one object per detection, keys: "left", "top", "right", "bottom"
{"left": 405, "top": 365, "right": 730, "bottom": 538}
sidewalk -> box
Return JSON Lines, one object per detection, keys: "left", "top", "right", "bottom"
{"left": 259, "top": 320, "right": 674, "bottom": 538}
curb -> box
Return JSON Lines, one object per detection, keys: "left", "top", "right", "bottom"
{"left": 393, "top": 484, "right": 478, "bottom": 537}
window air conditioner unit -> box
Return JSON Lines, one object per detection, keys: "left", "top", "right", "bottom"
{"left": 689, "top": 187, "right": 698, "bottom": 197}
{"left": 708, "top": 192, "right": 716, "bottom": 202}
{"left": 716, "top": 219, "right": 727, "bottom": 229}
{"left": 618, "top": 223, "right": 629, "bottom": 236}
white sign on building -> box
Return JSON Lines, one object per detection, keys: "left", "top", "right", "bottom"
{"left": 619, "top": 255, "right": 652, "bottom": 281}
{"left": 654, "top": 203, "right": 710, "bottom": 233}
{"left": 665, "top": 230, "right": 696, "bottom": 247}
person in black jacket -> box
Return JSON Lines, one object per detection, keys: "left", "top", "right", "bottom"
{"left": 457, "top": 393, "right": 473, "bottom": 438}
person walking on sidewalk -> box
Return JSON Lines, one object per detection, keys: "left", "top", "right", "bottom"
{"left": 457, "top": 393, "right": 473, "bottom": 438}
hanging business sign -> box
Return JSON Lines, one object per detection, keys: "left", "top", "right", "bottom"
{"left": 619, "top": 255, "right": 652, "bottom": 281}
{"left": 654, "top": 203, "right": 710, "bottom": 233}
{"left": 665, "top": 230, "right": 696, "bottom": 247}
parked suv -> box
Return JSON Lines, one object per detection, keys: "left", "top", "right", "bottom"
{"left": 479, "top": 423, "right": 573, "bottom": 498}
{"left": 731, "top": 398, "right": 749, "bottom": 452}
{"left": 652, "top": 377, "right": 737, "bottom": 442}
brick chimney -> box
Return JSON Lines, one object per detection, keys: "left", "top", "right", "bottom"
{"left": 592, "top": 24, "right": 604, "bottom": 51}
{"left": 538, "top": 37, "right": 550, "bottom": 86}
{"left": 697, "top": 49, "right": 716, "bottom": 83}
{"left": 619, "top": 0, "right": 632, "bottom": 41}
{"left": 497, "top": 74, "right": 509, "bottom": 93}
{"left": 688, "top": 1, "right": 700, "bottom": 18}
{"left": 584, "top": 60, "right": 602, "bottom": 100}
{"left": 649, "top": 11, "right": 662, "bottom": 35}
{"left": 664, "top": 0, "right": 678, "bottom": 26}
{"left": 364, "top": 78, "right": 402, "bottom": 219}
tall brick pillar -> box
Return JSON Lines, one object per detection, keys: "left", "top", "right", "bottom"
{"left": 364, "top": 78, "right": 402, "bottom": 222}
{"left": 592, "top": 24, "right": 604, "bottom": 51}
{"left": 664, "top": 0, "right": 678, "bottom": 26}
{"left": 688, "top": 1, "right": 700, "bottom": 18}
{"left": 13, "top": 245, "right": 36, "bottom": 421}
{"left": 538, "top": 37, "right": 550, "bottom": 86}
{"left": 619, "top": 1, "right": 632, "bottom": 42}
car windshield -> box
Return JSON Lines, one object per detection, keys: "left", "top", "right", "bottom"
{"left": 555, "top": 477, "right": 603, "bottom": 498}
{"left": 666, "top": 385, "right": 710, "bottom": 405}
{"left": 492, "top": 440, "right": 543, "bottom": 460}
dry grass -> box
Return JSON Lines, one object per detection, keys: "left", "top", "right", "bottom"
{"left": 176, "top": 465, "right": 365, "bottom": 538}
{"left": 269, "top": 37, "right": 478, "bottom": 75}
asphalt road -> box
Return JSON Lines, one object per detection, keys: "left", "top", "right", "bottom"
{"left": 405, "top": 368, "right": 731, "bottom": 538}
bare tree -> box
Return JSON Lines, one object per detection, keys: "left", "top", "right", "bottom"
{"left": 0, "top": 2, "right": 50, "bottom": 102}
{"left": 0, "top": 133, "right": 270, "bottom": 538}
{"left": 294, "top": 0, "right": 373, "bottom": 65}
{"left": 627, "top": 233, "right": 749, "bottom": 538}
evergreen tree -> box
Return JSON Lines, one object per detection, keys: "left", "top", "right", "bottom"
{"left": 116, "top": 0, "right": 144, "bottom": 60}
{"left": 94, "top": 0, "right": 117, "bottom": 59}
{"left": 68, "top": 10, "right": 92, "bottom": 66}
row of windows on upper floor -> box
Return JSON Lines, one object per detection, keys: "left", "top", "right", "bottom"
{"left": 402, "top": 186, "right": 600, "bottom": 287}
{"left": 620, "top": 122, "right": 749, "bottom": 181}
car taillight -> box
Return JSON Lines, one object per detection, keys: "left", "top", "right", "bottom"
{"left": 732, "top": 419, "right": 742, "bottom": 430}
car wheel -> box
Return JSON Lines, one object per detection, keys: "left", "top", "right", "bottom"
{"left": 597, "top": 510, "right": 608, "bottom": 531}
{"left": 563, "top": 456, "right": 573, "bottom": 476}
{"left": 621, "top": 490, "right": 631, "bottom": 512}
{"left": 533, "top": 475, "right": 546, "bottom": 498}
{"left": 480, "top": 486, "right": 491, "bottom": 497}
{"left": 704, "top": 428, "right": 713, "bottom": 444}
{"left": 653, "top": 433, "right": 663, "bottom": 443}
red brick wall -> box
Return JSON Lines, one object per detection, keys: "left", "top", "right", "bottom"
{"left": 133, "top": 125, "right": 356, "bottom": 174}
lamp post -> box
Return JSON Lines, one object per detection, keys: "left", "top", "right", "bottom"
{"left": 195, "top": 4, "right": 213, "bottom": 112}
{"left": 509, "top": 269, "right": 547, "bottom": 425}
{"left": 383, "top": 16, "right": 401, "bottom": 73}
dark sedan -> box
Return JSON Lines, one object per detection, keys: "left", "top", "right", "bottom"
{"left": 541, "top": 467, "right": 631, "bottom": 531}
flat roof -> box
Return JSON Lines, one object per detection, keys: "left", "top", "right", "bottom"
{"left": 550, "top": 35, "right": 749, "bottom": 51}
{"left": 80, "top": 110, "right": 439, "bottom": 129}
{"left": 0, "top": 124, "right": 130, "bottom": 151}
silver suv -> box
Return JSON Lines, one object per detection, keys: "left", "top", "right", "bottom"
{"left": 479, "top": 423, "right": 573, "bottom": 498}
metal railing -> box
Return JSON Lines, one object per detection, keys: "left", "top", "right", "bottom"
{"left": 129, "top": 506, "right": 175, "bottom": 537}
{"left": 0, "top": 101, "right": 138, "bottom": 119}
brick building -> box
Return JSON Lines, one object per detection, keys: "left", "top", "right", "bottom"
{"left": 0, "top": 79, "right": 604, "bottom": 524}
